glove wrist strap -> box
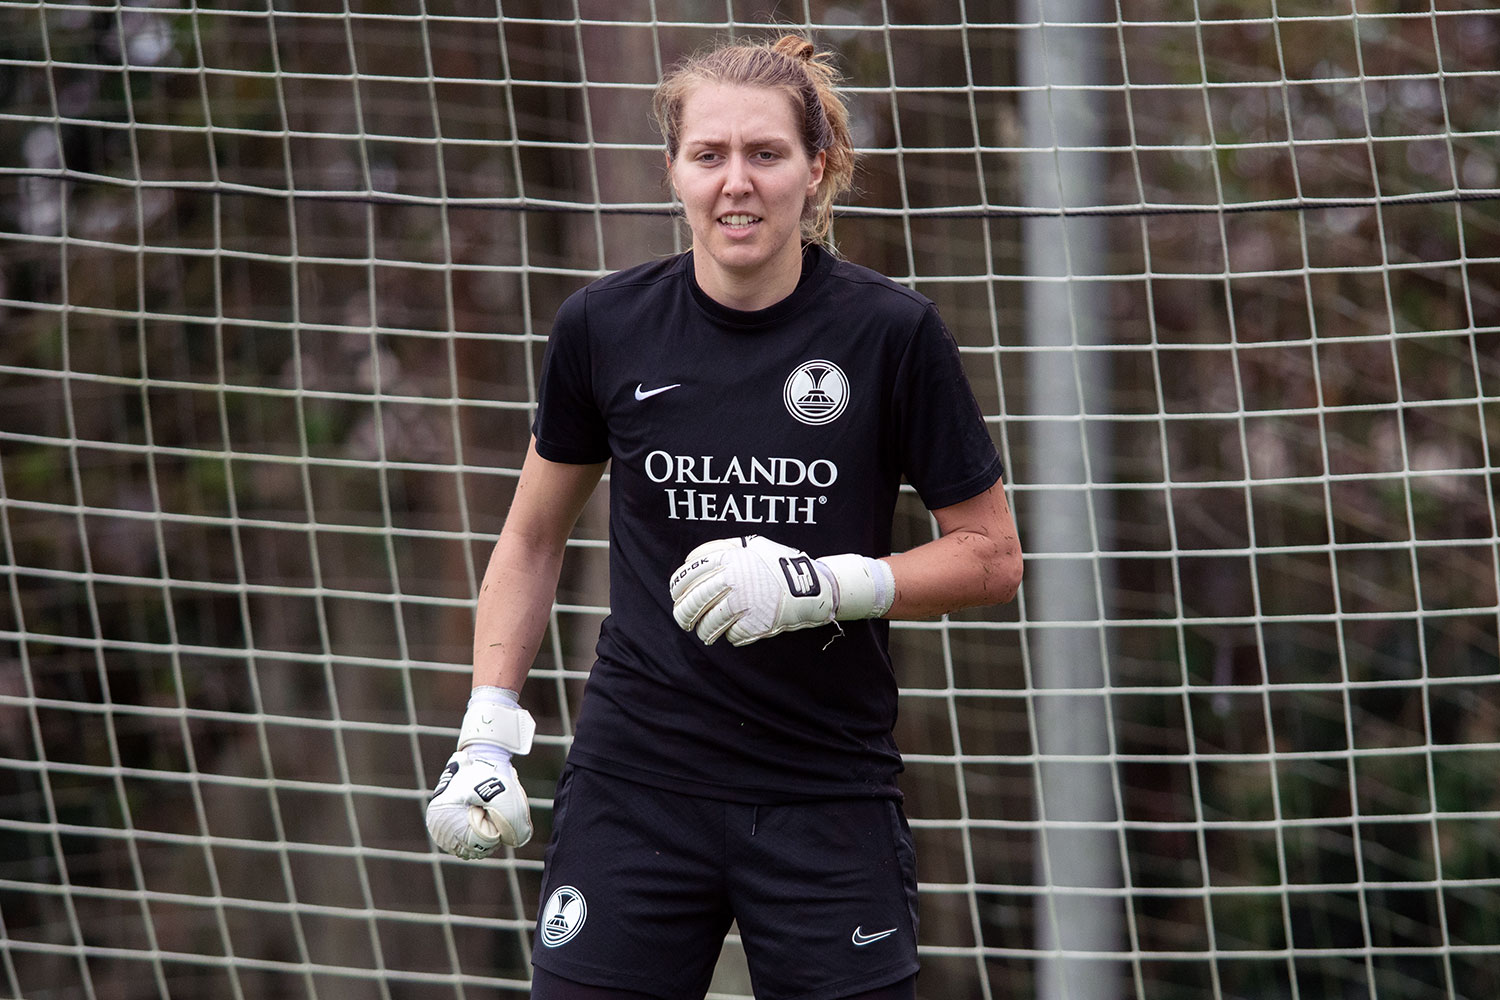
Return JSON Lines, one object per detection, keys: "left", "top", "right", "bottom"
{"left": 459, "top": 688, "right": 536, "bottom": 755}
{"left": 820, "top": 553, "right": 896, "bottom": 621}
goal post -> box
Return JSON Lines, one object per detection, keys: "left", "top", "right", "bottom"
{"left": 2, "top": 3, "right": 1498, "bottom": 999}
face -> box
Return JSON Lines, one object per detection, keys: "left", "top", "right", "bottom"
{"left": 668, "top": 82, "right": 826, "bottom": 309}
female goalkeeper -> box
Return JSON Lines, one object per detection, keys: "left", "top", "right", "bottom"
{"left": 426, "top": 32, "right": 1023, "bottom": 1000}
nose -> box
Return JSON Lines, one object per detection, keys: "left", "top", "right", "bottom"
{"left": 723, "top": 153, "right": 753, "bottom": 197}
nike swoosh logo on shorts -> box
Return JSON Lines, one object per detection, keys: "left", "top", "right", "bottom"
{"left": 634, "top": 383, "right": 681, "bottom": 400}
{"left": 851, "top": 926, "right": 898, "bottom": 946}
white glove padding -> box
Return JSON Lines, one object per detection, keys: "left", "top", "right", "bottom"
{"left": 426, "top": 749, "right": 533, "bottom": 857}
{"left": 669, "top": 535, "right": 894, "bottom": 647}
{"left": 426, "top": 689, "right": 536, "bottom": 857}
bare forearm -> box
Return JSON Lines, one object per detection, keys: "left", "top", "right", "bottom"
{"left": 471, "top": 531, "right": 566, "bottom": 692}
{"left": 882, "top": 527, "right": 1021, "bottom": 620}
{"left": 467, "top": 442, "right": 604, "bottom": 694}
{"left": 880, "top": 480, "right": 1023, "bottom": 620}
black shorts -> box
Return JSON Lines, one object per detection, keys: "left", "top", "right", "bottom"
{"left": 531, "top": 765, "right": 919, "bottom": 1000}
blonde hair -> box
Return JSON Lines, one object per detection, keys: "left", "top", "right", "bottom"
{"left": 653, "top": 34, "right": 855, "bottom": 245}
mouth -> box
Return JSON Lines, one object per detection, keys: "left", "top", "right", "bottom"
{"left": 717, "top": 213, "right": 762, "bottom": 230}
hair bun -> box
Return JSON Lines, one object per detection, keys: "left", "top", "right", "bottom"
{"left": 772, "top": 34, "right": 816, "bottom": 62}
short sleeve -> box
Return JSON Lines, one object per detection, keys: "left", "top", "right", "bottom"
{"left": 532, "top": 288, "right": 611, "bottom": 464}
{"left": 892, "top": 305, "right": 1004, "bottom": 510}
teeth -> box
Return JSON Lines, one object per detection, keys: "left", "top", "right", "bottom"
{"left": 720, "top": 214, "right": 759, "bottom": 226}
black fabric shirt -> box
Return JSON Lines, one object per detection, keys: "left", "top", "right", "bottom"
{"left": 532, "top": 245, "right": 1003, "bottom": 801}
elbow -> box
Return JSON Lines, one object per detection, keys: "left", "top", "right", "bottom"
{"left": 935, "top": 479, "right": 1022, "bottom": 610}
{"left": 990, "top": 537, "right": 1023, "bottom": 606}
{"left": 954, "top": 529, "right": 1022, "bottom": 610}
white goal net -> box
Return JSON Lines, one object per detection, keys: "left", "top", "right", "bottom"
{"left": 2, "top": 2, "right": 1498, "bottom": 999}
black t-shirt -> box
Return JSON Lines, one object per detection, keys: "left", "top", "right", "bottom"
{"left": 532, "top": 244, "right": 1003, "bottom": 801}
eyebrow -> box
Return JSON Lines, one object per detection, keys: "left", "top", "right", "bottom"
{"left": 680, "top": 134, "right": 796, "bottom": 150}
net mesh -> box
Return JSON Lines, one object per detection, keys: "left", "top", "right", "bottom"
{"left": 2, "top": 2, "right": 1498, "bottom": 998}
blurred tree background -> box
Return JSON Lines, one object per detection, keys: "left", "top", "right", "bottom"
{"left": 1, "top": 1, "right": 1497, "bottom": 999}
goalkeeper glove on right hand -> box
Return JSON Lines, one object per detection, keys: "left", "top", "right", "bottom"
{"left": 668, "top": 535, "right": 895, "bottom": 647}
{"left": 425, "top": 687, "right": 536, "bottom": 858}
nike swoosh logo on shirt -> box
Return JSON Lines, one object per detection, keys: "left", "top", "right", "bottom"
{"left": 851, "top": 926, "right": 898, "bottom": 946}
{"left": 634, "top": 383, "right": 681, "bottom": 401}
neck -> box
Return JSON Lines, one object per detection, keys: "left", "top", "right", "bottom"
{"left": 693, "top": 243, "right": 805, "bottom": 311}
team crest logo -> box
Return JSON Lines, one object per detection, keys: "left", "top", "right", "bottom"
{"left": 540, "top": 885, "right": 587, "bottom": 947}
{"left": 784, "top": 360, "right": 849, "bottom": 426}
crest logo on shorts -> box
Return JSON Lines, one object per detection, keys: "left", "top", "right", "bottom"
{"left": 784, "top": 360, "right": 849, "bottom": 426}
{"left": 540, "top": 885, "right": 587, "bottom": 947}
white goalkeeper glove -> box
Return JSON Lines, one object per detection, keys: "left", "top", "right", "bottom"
{"left": 669, "top": 535, "right": 895, "bottom": 647}
{"left": 425, "top": 686, "right": 536, "bottom": 858}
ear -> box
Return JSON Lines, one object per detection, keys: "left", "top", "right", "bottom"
{"left": 665, "top": 150, "right": 678, "bottom": 198}
{"left": 806, "top": 149, "right": 826, "bottom": 196}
